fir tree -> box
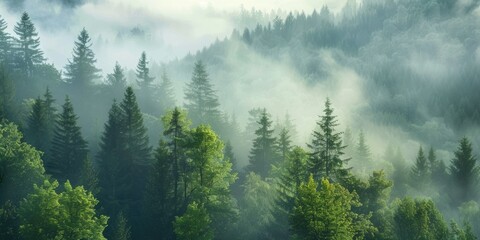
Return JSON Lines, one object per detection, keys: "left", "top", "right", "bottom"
{"left": 248, "top": 108, "right": 278, "bottom": 178}
{"left": 428, "top": 147, "right": 447, "bottom": 188}
{"left": 411, "top": 146, "right": 429, "bottom": 188}
{"left": 356, "top": 130, "right": 371, "bottom": 163}
{"left": 98, "top": 100, "right": 128, "bottom": 215}
{"left": 13, "top": 12, "right": 44, "bottom": 76}
{"left": 224, "top": 141, "right": 237, "bottom": 171}
{"left": 48, "top": 96, "right": 88, "bottom": 185}
{"left": 119, "top": 86, "right": 151, "bottom": 236}
{"left": 111, "top": 212, "right": 131, "bottom": 240}
{"left": 42, "top": 87, "right": 56, "bottom": 156}
{"left": 64, "top": 28, "right": 100, "bottom": 92}
{"left": 307, "top": 98, "right": 349, "bottom": 181}
{"left": 449, "top": 137, "right": 479, "bottom": 204}
{"left": 144, "top": 139, "right": 175, "bottom": 239}
{"left": 107, "top": 62, "right": 126, "bottom": 98}
{"left": 276, "top": 127, "right": 292, "bottom": 163}
{"left": 159, "top": 66, "right": 176, "bottom": 111}
{"left": 162, "top": 107, "right": 190, "bottom": 210}
{"left": 135, "top": 51, "right": 154, "bottom": 88}
{"left": 25, "top": 97, "right": 48, "bottom": 151}
{"left": 184, "top": 60, "right": 221, "bottom": 126}
{"left": 79, "top": 156, "right": 100, "bottom": 196}
{"left": 0, "top": 65, "right": 15, "bottom": 122}
{"left": 0, "top": 15, "right": 12, "bottom": 64}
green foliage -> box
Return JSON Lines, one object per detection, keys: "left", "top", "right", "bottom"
{"left": 174, "top": 201, "right": 213, "bottom": 240}
{"left": 393, "top": 198, "right": 450, "bottom": 240}
{"left": 184, "top": 60, "right": 221, "bottom": 126}
{"left": 18, "top": 180, "right": 108, "bottom": 240}
{"left": 0, "top": 123, "right": 45, "bottom": 204}
{"left": 307, "top": 98, "right": 349, "bottom": 181}
{"left": 0, "top": 65, "right": 16, "bottom": 122}
{"left": 276, "top": 127, "right": 292, "bottom": 163}
{"left": 64, "top": 28, "right": 100, "bottom": 91}
{"left": 239, "top": 172, "right": 276, "bottom": 239}
{"left": 48, "top": 96, "right": 88, "bottom": 185}
{"left": 291, "top": 175, "right": 374, "bottom": 240}
{"left": 0, "top": 201, "right": 19, "bottom": 240}
{"left": 248, "top": 108, "right": 278, "bottom": 178}
{"left": 449, "top": 137, "right": 479, "bottom": 204}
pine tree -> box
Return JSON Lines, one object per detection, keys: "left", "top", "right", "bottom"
{"left": 248, "top": 108, "right": 278, "bottom": 178}
{"left": 184, "top": 60, "right": 220, "bottom": 126}
{"left": 0, "top": 16, "right": 12, "bottom": 64}
{"left": 64, "top": 28, "right": 100, "bottom": 92}
{"left": 411, "top": 146, "right": 429, "bottom": 188}
{"left": 343, "top": 127, "right": 354, "bottom": 157}
{"left": 107, "top": 62, "right": 126, "bottom": 98}
{"left": 449, "top": 137, "right": 479, "bottom": 204}
{"left": 13, "top": 12, "right": 44, "bottom": 76}
{"left": 307, "top": 98, "right": 349, "bottom": 181}
{"left": 135, "top": 51, "right": 154, "bottom": 88}
{"left": 48, "top": 96, "right": 88, "bottom": 185}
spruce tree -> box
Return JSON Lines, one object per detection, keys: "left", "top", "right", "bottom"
{"left": 112, "top": 212, "right": 131, "bottom": 240}
{"left": 449, "top": 137, "right": 479, "bottom": 204}
{"left": 428, "top": 147, "right": 447, "bottom": 187}
{"left": 107, "top": 62, "right": 126, "bottom": 98}
{"left": 248, "top": 108, "right": 278, "bottom": 178}
{"left": 159, "top": 67, "right": 176, "bottom": 111}
{"left": 13, "top": 12, "right": 44, "bottom": 76}
{"left": 411, "top": 146, "right": 429, "bottom": 188}
{"left": 0, "top": 65, "right": 15, "bottom": 122}
{"left": 356, "top": 130, "right": 371, "bottom": 163}
{"left": 224, "top": 141, "right": 237, "bottom": 170}
{"left": 184, "top": 60, "right": 220, "bottom": 126}
{"left": 307, "top": 98, "right": 349, "bottom": 181}
{"left": 42, "top": 88, "right": 56, "bottom": 153}
{"left": 48, "top": 96, "right": 88, "bottom": 185}
{"left": 276, "top": 127, "right": 292, "bottom": 163}
{"left": 162, "top": 107, "right": 190, "bottom": 210}
{"left": 25, "top": 97, "right": 47, "bottom": 151}
{"left": 0, "top": 16, "right": 12, "bottom": 64}
{"left": 144, "top": 140, "right": 175, "bottom": 239}
{"left": 64, "top": 28, "right": 100, "bottom": 93}
{"left": 119, "top": 86, "right": 151, "bottom": 236}
{"left": 98, "top": 100, "right": 128, "bottom": 215}
{"left": 135, "top": 51, "right": 154, "bottom": 88}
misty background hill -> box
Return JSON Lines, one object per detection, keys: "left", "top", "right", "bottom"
{"left": 2, "top": 0, "right": 480, "bottom": 239}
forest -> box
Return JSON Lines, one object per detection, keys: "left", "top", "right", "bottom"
{"left": 1, "top": 0, "right": 480, "bottom": 239}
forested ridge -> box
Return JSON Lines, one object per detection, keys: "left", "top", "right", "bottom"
{"left": 1, "top": 0, "right": 480, "bottom": 239}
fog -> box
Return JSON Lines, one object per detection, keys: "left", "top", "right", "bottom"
{"left": 2, "top": 0, "right": 480, "bottom": 238}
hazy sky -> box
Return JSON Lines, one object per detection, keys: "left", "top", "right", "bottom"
{"left": 0, "top": 0, "right": 352, "bottom": 71}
